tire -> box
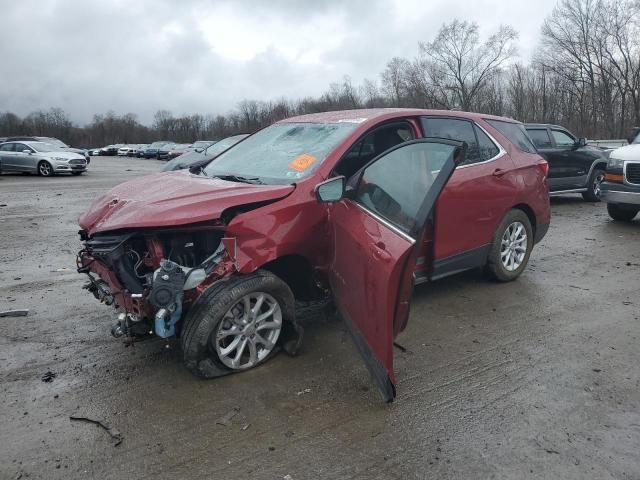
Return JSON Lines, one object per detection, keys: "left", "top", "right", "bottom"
{"left": 486, "top": 209, "right": 534, "bottom": 282}
{"left": 37, "top": 161, "right": 54, "bottom": 177}
{"left": 181, "top": 270, "right": 300, "bottom": 378}
{"left": 607, "top": 203, "right": 639, "bottom": 221}
{"left": 582, "top": 166, "right": 605, "bottom": 202}
{"left": 72, "top": 171, "right": 83, "bottom": 176}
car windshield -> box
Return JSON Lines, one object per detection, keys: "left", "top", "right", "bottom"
{"left": 204, "top": 134, "right": 248, "bottom": 156}
{"left": 633, "top": 133, "right": 640, "bottom": 144}
{"left": 191, "top": 141, "right": 211, "bottom": 149}
{"left": 204, "top": 123, "right": 357, "bottom": 183}
{"left": 30, "top": 142, "right": 64, "bottom": 152}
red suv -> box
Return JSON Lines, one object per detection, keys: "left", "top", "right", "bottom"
{"left": 77, "top": 109, "right": 550, "bottom": 401}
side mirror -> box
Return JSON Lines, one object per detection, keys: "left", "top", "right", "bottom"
{"left": 315, "top": 176, "right": 345, "bottom": 203}
{"left": 574, "top": 138, "right": 587, "bottom": 149}
{"left": 22, "top": 149, "right": 32, "bottom": 154}
{"left": 195, "top": 148, "right": 203, "bottom": 153}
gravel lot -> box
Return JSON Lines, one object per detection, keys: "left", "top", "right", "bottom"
{"left": 1, "top": 156, "right": 639, "bottom": 480}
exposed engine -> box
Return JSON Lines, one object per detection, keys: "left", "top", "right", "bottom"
{"left": 77, "top": 228, "right": 229, "bottom": 339}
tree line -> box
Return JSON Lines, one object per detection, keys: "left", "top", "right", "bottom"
{"left": 0, "top": 0, "right": 638, "bottom": 148}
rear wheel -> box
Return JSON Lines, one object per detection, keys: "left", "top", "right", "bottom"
{"left": 37, "top": 161, "right": 53, "bottom": 177}
{"left": 486, "top": 210, "right": 533, "bottom": 282}
{"left": 181, "top": 270, "right": 298, "bottom": 378}
{"left": 582, "top": 167, "right": 605, "bottom": 202}
{"left": 607, "top": 203, "right": 639, "bottom": 221}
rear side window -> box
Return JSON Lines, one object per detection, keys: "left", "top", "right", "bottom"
{"left": 474, "top": 125, "right": 500, "bottom": 161}
{"left": 486, "top": 120, "right": 537, "bottom": 154}
{"left": 421, "top": 117, "right": 499, "bottom": 165}
{"left": 526, "top": 129, "right": 553, "bottom": 148}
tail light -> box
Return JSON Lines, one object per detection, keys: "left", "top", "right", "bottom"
{"left": 537, "top": 159, "right": 549, "bottom": 178}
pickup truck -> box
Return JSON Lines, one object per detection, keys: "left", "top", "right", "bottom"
{"left": 525, "top": 124, "right": 609, "bottom": 201}
{"left": 600, "top": 131, "right": 640, "bottom": 221}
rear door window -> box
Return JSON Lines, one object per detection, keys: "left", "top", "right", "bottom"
{"left": 526, "top": 129, "right": 553, "bottom": 149}
{"left": 486, "top": 120, "right": 537, "bottom": 154}
{"left": 421, "top": 117, "right": 499, "bottom": 165}
{"left": 0, "top": 143, "right": 15, "bottom": 152}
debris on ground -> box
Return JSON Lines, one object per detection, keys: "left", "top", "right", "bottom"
{"left": 69, "top": 415, "right": 123, "bottom": 446}
{"left": 41, "top": 371, "right": 56, "bottom": 383}
{"left": 216, "top": 407, "right": 240, "bottom": 426}
{"left": 0, "top": 309, "right": 29, "bottom": 318}
{"left": 241, "top": 423, "right": 251, "bottom": 431}
{"left": 296, "top": 388, "right": 312, "bottom": 396}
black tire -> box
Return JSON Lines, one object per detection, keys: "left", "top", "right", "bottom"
{"left": 181, "top": 270, "right": 300, "bottom": 378}
{"left": 37, "top": 161, "right": 54, "bottom": 177}
{"left": 72, "top": 171, "right": 83, "bottom": 176}
{"left": 486, "top": 209, "right": 534, "bottom": 282}
{"left": 607, "top": 203, "right": 639, "bottom": 221}
{"left": 582, "top": 166, "right": 605, "bottom": 202}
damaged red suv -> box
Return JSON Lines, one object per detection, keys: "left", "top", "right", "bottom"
{"left": 77, "top": 109, "right": 550, "bottom": 401}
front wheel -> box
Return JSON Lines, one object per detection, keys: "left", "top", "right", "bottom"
{"left": 486, "top": 210, "right": 533, "bottom": 282}
{"left": 38, "top": 161, "right": 54, "bottom": 177}
{"left": 181, "top": 270, "right": 299, "bottom": 378}
{"left": 582, "top": 167, "right": 605, "bottom": 202}
{"left": 607, "top": 203, "right": 639, "bottom": 221}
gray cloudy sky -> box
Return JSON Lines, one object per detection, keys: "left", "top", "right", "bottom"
{"left": 0, "top": 0, "right": 559, "bottom": 124}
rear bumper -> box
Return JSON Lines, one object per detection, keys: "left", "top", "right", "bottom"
{"left": 600, "top": 182, "right": 640, "bottom": 205}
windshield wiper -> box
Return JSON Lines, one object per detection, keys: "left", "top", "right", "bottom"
{"left": 210, "top": 174, "right": 264, "bottom": 184}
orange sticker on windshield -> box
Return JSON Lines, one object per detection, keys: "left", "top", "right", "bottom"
{"left": 289, "top": 154, "right": 316, "bottom": 172}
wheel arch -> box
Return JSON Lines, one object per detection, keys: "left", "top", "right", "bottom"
{"left": 259, "top": 254, "right": 322, "bottom": 300}
{"left": 510, "top": 203, "right": 537, "bottom": 237}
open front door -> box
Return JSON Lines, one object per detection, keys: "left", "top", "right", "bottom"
{"left": 323, "top": 139, "right": 465, "bottom": 402}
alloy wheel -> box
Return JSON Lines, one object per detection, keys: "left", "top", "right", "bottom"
{"left": 593, "top": 171, "right": 605, "bottom": 198}
{"left": 500, "top": 221, "right": 527, "bottom": 272}
{"left": 213, "top": 292, "right": 282, "bottom": 370}
{"left": 39, "top": 162, "right": 52, "bottom": 176}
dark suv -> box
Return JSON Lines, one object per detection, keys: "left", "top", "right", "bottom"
{"left": 525, "top": 124, "right": 609, "bottom": 201}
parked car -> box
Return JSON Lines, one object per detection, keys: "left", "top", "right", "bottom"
{"left": 600, "top": 130, "right": 640, "bottom": 221}
{"left": 156, "top": 143, "right": 177, "bottom": 160}
{"left": 6, "top": 136, "right": 90, "bottom": 163}
{"left": 166, "top": 143, "right": 191, "bottom": 160}
{"left": 524, "top": 124, "right": 609, "bottom": 201}
{"left": 0, "top": 140, "right": 87, "bottom": 176}
{"left": 100, "top": 145, "right": 122, "bottom": 156}
{"left": 117, "top": 145, "right": 135, "bottom": 156}
{"left": 89, "top": 148, "right": 102, "bottom": 156}
{"left": 129, "top": 144, "right": 147, "bottom": 157}
{"left": 77, "top": 109, "right": 550, "bottom": 401}
{"left": 143, "top": 141, "right": 170, "bottom": 159}
{"left": 161, "top": 134, "right": 249, "bottom": 172}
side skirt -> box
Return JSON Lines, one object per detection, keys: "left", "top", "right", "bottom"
{"left": 415, "top": 244, "right": 491, "bottom": 284}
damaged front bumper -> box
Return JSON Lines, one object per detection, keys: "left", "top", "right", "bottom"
{"left": 77, "top": 228, "right": 235, "bottom": 339}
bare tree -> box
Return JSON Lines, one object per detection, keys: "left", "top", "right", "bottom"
{"left": 420, "top": 20, "right": 518, "bottom": 111}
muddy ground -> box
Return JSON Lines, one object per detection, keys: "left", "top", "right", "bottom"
{"left": 1, "top": 156, "right": 639, "bottom": 480}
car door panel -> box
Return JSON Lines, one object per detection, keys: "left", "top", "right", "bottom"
{"left": 327, "top": 139, "right": 465, "bottom": 401}
{"left": 433, "top": 152, "right": 518, "bottom": 260}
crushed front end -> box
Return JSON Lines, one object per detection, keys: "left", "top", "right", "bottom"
{"left": 77, "top": 226, "right": 234, "bottom": 340}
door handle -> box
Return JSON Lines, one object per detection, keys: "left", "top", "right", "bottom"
{"left": 492, "top": 168, "right": 507, "bottom": 177}
{"left": 372, "top": 244, "right": 391, "bottom": 261}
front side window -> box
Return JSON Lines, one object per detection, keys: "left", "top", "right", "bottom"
{"left": 526, "top": 129, "right": 553, "bottom": 149}
{"left": 355, "top": 141, "right": 458, "bottom": 234}
{"left": 205, "top": 122, "right": 358, "bottom": 183}
{"left": 486, "top": 120, "right": 537, "bottom": 154}
{"left": 551, "top": 129, "right": 575, "bottom": 147}
{"left": 16, "top": 143, "right": 33, "bottom": 153}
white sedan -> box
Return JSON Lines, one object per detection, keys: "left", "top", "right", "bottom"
{"left": 0, "top": 141, "right": 88, "bottom": 176}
